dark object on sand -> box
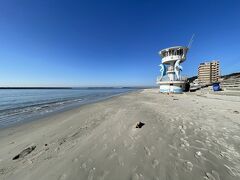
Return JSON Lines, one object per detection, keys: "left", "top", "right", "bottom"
{"left": 233, "top": 110, "right": 239, "bottom": 114}
{"left": 173, "top": 98, "right": 178, "bottom": 100}
{"left": 12, "top": 145, "right": 36, "bottom": 160}
{"left": 136, "top": 122, "right": 145, "bottom": 128}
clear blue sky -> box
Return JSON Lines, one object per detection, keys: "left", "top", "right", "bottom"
{"left": 0, "top": 0, "right": 240, "bottom": 87}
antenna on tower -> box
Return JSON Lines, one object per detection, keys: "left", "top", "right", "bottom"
{"left": 187, "top": 34, "right": 195, "bottom": 49}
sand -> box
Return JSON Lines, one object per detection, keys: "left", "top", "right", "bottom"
{"left": 0, "top": 89, "right": 240, "bottom": 180}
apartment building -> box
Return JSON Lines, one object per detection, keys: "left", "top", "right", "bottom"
{"left": 198, "top": 61, "right": 220, "bottom": 84}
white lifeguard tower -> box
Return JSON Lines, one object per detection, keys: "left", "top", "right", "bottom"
{"left": 156, "top": 46, "right": 189, "bottom": 93}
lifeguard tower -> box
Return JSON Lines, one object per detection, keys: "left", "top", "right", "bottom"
{"left": 156, "top": 46, "right": 188, "bottom": 93}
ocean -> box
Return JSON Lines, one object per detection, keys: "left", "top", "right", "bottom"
{"left": 0, "top": 88, "right": 135, "bottom": 128}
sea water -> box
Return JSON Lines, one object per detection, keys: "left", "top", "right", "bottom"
{"left": 0, "top": 88, "right": 134, "bottom": 128}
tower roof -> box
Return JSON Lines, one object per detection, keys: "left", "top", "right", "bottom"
{"left": 159, "top": 46, "right": 188, "bottom": 55}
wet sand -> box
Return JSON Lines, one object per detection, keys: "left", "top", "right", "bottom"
{"left": 0, "top": 89, "right": 240, "bottom": 180}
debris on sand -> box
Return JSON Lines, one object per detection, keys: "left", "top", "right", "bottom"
{"left": 135, "top": 122, "right": 145, "bottom": 128}
{"left": 12, "top": 145, "right": 36, "bottom": 160}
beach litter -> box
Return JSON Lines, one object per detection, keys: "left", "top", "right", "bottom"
{"left": 12, "top": 145, "right": 36, "bottom": 160}
{"left": 135, "top": 122, "right": 145, "bottom": 128}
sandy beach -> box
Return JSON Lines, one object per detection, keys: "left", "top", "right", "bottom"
{"left": 0, "top": 89, "right": 240, "bottom": 180}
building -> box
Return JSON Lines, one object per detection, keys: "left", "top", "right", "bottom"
{"left": 156, "top": 46, "right": 189, "bottom": 93}
{"left": 198, "top": 61, "right": 220, "bottom": 84}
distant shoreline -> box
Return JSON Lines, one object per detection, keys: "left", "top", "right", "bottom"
{"left": 0, "top": 87, "right": 72, "bottom": 89}
{"left": 0, "top": 88, "right": 138, "bottom": 129}
{"left": 0, "top": 86, "right": 155, "bottom": 90}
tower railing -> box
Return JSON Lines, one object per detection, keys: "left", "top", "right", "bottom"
{"left": 157, "top": 75, "right": 188, "bottom": 82}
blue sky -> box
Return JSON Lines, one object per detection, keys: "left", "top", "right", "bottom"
{"left": 0, "top": 0, "right": 240, "bottom": 87}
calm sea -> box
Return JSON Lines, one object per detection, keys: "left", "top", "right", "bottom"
{"left": 0, "top": 88, "right": 135, "bottom": 128}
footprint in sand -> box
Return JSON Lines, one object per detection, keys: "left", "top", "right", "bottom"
{"left": 194, "top": 127, "right": 204, "bottom": 134}
{"left": 183, "top": 161, "right": 193, "bottom": 172}
{"left": 189, "top": 122, "right": 194, "bottom": 126}
{"left": 118, "top": 156, "right": 124, "bottom": 166}
{"left": 81, "top": 162, "right": 87, "bottom": 171}
{"left": 152, "top": 159, "right": 159, "bottom": 168}
{"left": 195, "top": 140, "right": 206, "bottom": 147}
{"left": 150, "top": 146, "right": 156, "bottom": 151}
{"left": 87, "top": 168, "right": 95, "bottom": 180}
{"left": 180, "top": 129, "right": 186, "bottom": 134}
{"left": 179, "top": 125, "right": 187, "bottom": 130}
{"left": 131, "top": 173, "right": 144, "bottom": 180}
{"left": 144, "top": 146, "right": 151, "bottom": 156}
{"left": 194, "top": 129, "right": 199, "bottom": 135}
{"left": 72, "top": 157, "right": 79, "bottom": 163}
{"left": 178, "top": 125, "right": 187, "bottom": 134}
{"left": 170, "top": 118, "right": 175, "bottom": 122}
{"left": 133, "top": 134, "right": 141, "bottom": 141}
{"left": 123, "top": 140, "right": 129, "bottom": 147}
{"left": 205, "top": 140, "right": 212, "bottom": 147}
{"left": 59, "top": 174, "right": 67, "bottom": 180}
{"left": 102, "top": 143, "right": 108, "bottom": 151}
{"left": 169, "top": 144, "right": 178, "bottom": 151}
{"left": 219, "top": 151, "right": 232, "bottom": 161}
{"left": 98, "top": 171, "right": 110, "bottom": 180}
{"left": 204, "top": 170, "right": 220, "bottom": 180}
{"left": 180, "top": 138, "right": 190, "bottom": 149}
{"left": 232, "top": 135, "right": 240, "bottom": 141}
{"left": 107, "top": 149, "right": 117, "bottom": 159}
{"left": 224, "top": 164, "right": 238, "bottom": 177}
{"left": 128, "top": 143, "right": 135, "bottom": 150}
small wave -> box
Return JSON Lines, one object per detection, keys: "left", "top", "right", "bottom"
{"left": 0, "top": 98, "right": 84, "bottom": 127}
{"left": 0, "top": 89, "right": 133, "bottom": 128}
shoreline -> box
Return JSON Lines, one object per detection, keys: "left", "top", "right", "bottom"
{"left": 0, "top": 89, "right": 139, "bottom": 130}
{"left": 0, "top": 89, "right": 240, "bottom": 180}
